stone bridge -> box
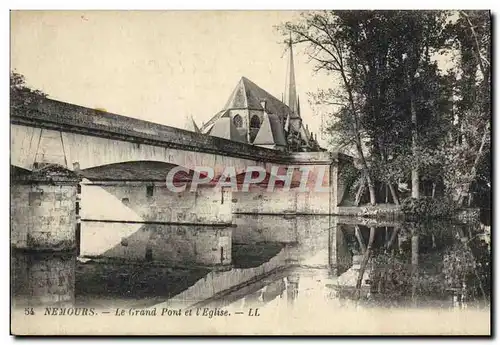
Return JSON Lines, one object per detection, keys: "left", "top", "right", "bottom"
{"left": 10, "top": 98, "right": 352, "bottom": 264}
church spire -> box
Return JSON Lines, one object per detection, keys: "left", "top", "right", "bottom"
{"left": 284, "top": 32, "right": 298, "bottom": 116}
{"left": 184, "top": 114, "right": 201, "bottom": 133}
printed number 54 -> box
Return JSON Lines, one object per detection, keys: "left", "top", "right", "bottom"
{"left": 24, "top": 308, "right": 34, "bottom": 315}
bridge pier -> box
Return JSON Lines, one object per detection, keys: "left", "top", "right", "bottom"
{"left": 79, "top": 180, "right": 233, "bottom": 266}
{"left": 10, "top": 165, "right": 81, "bottom": 251}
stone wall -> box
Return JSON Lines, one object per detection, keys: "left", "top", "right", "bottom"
{"left": 232, "top": 189, "right": 333, "bottom": 215}
{"left": 80, "top": 182, "right": 232, "bottom": 224}
{"left": 11, "top": 183, "right": 78, "bottom": 251}
{"left": 231, "top": 163, "right": 341, "bottom": 215}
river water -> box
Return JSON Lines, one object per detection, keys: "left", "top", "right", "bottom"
{"left": 11, "top": 215, "right": 491, "bottom": 318}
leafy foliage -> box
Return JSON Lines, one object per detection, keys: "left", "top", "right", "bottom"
{"left": 10, "top": 71, "right": 47, "bottom": 111}
{"left": 278, "top": 10, "right": 491, "bottom": 208}
{"left": 401, "top": 197, "right": 458, "bottom": 220}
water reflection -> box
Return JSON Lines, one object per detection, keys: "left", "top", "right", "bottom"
{"left": 204, "top": 218, "right": 491, "bottom": 311}
{"left": 10, "top": 216, "right": 491, "bottom": 311}
{"left": 11, "top": 251, "right": 76, "bottom": 308}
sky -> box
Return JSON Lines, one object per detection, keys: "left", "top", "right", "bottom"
{"left": 11, "top": 11, "right": 335, "bottom": 146}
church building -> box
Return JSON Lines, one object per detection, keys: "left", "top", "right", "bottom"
{"left": 189, "top": 39, "right": 323, "bottom": 152}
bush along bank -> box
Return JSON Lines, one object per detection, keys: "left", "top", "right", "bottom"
{"left": 401, "top": 197, "right": 466, "bottom": 221}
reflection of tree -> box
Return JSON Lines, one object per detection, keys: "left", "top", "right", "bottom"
{"left": 366, "top": 221, "right": 489, "bottom": 307}
{"left": 262, "top": 278, "right": 286, "bottom": 302}
{"left": 443, "top": 226, "right": 490, "bottom": 304}
{"left": 386, "top": 226, "right": 400, "bottom": 250}
{"left": 354, "top": 226, "right": 366, "bottom": 254}
{"left": 354, "top": 227, "right": 375, "bottom": 299}
{"left": 411, "top": 231, "right": 419, "bottom": 304}
{"left": 336, "top": 225, "right": 399, "bottom": 300}
{"left": 332, "top": 221, "right": 490, "bottom": 307}
{"left": 369, "top": 252, "right": 412, "bottom": 299}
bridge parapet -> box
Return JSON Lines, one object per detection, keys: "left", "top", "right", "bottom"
{"left": 12, "top": 98, "right": 352, "bottom": 167}
{"left": 13, "top": 98, "right": 295, "bottom": 164}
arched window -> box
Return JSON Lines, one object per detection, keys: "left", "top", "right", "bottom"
{"left": 233, "top": 114, "right": 243, "bottom": 128}
{"left": 250, "top": 115, "right": 261, "bottom": 129}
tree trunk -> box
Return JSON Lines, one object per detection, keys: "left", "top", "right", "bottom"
{"left": 467, "top": 189, "right": 474, "bottom": 207}
{"left": 457, "top": 124, "right": 489, "bottom": 206}
{"left": 388, "top": 183, "right": 400, "bottom": 205}
{"left": 366, "top": 174, "right": 377, "bottom": 206}
{"left": 355, "top": 177, "right": 366, "bottom": 206}
{"left": 354, "top": 142, "right": 376, "bottom": 206}
{"left": 340, "top": 67, "right": 376, "bottom": 206}
{"left": 410, "top": 92, "right": 419, "bottom": 199}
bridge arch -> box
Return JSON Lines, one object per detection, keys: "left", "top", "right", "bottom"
{"left": 79, "top": 160, "right": 194, "bottom": 183}
{"left": 11, "top": 124, "right": 266, "bottom": 177}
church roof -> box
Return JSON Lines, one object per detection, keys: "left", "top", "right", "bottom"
{"left": 253, "top": 113, "right": 286, "bottom": 147}
{"left": 201, "top": 77, "right": 292, "bottom": 133}
{"left": 208, "top": 117, "right": 247, "bottom": 143}
{"left": 229, "top": 77, "right": 291, "bottom": 122}
{"left": 200, "top": 75, "right": 323, "bottom": 152}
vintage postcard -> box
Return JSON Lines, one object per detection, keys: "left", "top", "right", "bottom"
{"left": 10, "top": 10, "right": 491, "bottom": 336}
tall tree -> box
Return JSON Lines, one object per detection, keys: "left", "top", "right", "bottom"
{"left": 441, "top": 11, "right": 491, "bottom": 207}
{"left": 280, "top": 11, "right": 449, "bottom": 205}
{"left": 280, "top": 11, "right": 380, "bottom": 204}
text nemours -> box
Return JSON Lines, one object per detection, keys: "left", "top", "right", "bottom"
{"left": 40, "top": 307, "right": 261, "bottom": 318}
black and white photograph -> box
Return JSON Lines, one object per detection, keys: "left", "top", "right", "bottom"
{"left": 9, "top": 9, "right": 492, "bottom": 335}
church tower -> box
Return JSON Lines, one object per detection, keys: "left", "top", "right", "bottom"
{"left": 200, "top": 33, "right": 323, "bottom": 152}
{"left": 284, "top": 33, "right": 302, "bottom": 135}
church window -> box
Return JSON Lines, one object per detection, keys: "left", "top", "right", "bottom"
{"left": 233, "top": 114, "right": 243, "bottom": 128}
{"left": 250, "top": 115, "right": 261, "bottom": 129}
